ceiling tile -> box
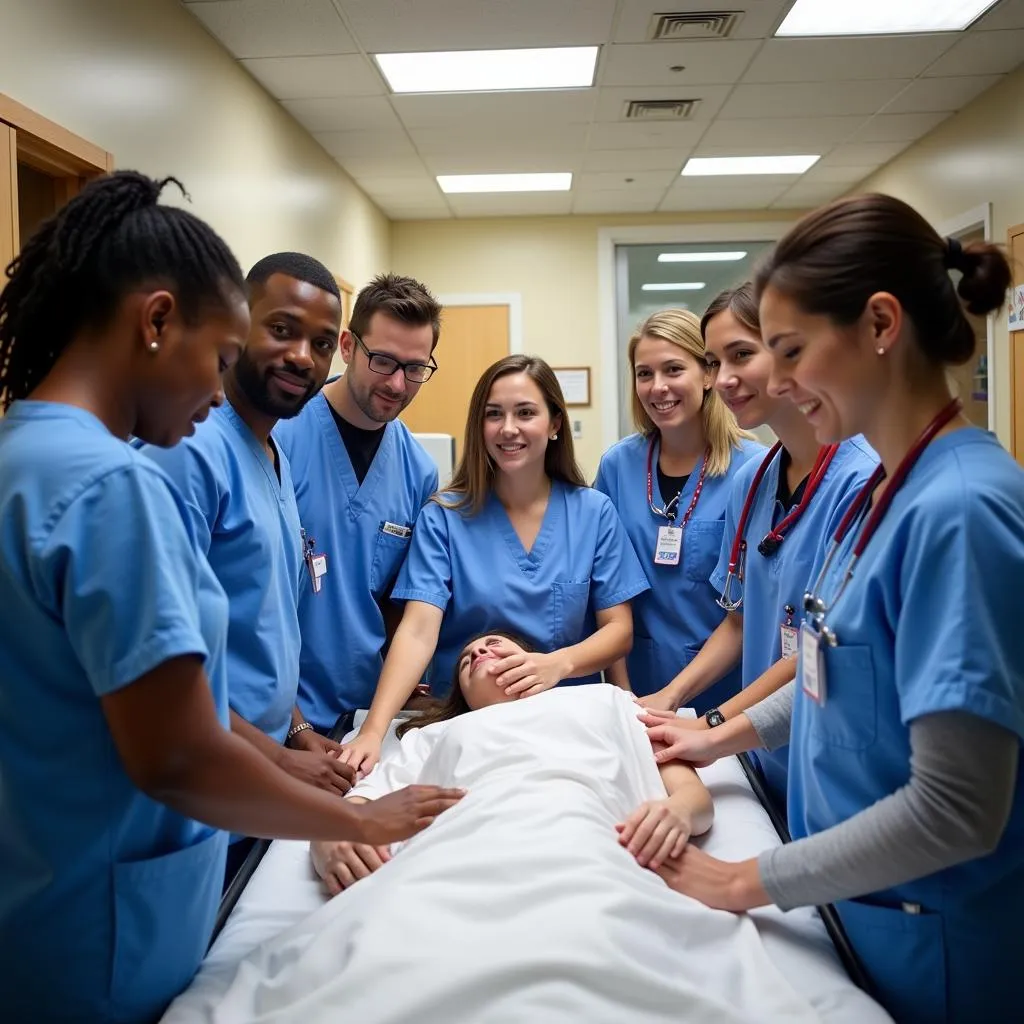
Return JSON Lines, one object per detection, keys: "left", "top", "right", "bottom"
{"left": 187, "top": 0, "right": 357, "bottom": 58}
{"left": 379, "top": 200, "right": 453, "bottom": 220}
{"left": 600, "top": 41, "right": 761, "bottom": 87}
{"left": 586, "top": 120, "right": 703, "bottom": 150}
{"left": 315, "top": 128, "right": 418, "bottom": 159}
{"left": 334, "top": 155, "right": 430, "bottom": 178}
{"left": 581, "top": 148, "right": 686, "bottom": 171}
{"left": 446, "top": 193, "right": 575, "bottom": 218}
{"left": 817, "top": 141, "right": 911, "bottom": 166}
{"left": 338, "top": 0, "right": 616, "bottom": 51}
{"left": 409, "top": 123, "right": 589, "bottom": 155}
{"left": 882, "top": 75, "right": 1002, "bottom": 114}
{"left": 975, "top": 0, "right": 1024, "bottom": 30}
{"left": 699, "top": 115, "right": 866, "bottom": 149}
{"left": 659, "top": 181, "right": 790, "bottom": 212}
{"left": 572, "top": 191, "right": 664, "bottom": 214}
{"left": 851, "top": 111, "right": 951, "bottom": 143}
{"left": 744, "top": 37, "right": 955, "bottom": 83}
{"left": 354, "top": 176, "right": 441, "bottom": 198}
{"left": 772, "top": 181, "right": 848, "bottom": 209}
{"left": 592, "top": 85, "right": 731, "bottom": 122}
{"left": 240, "top": 55, "right": 384, "bottom": 99}
{"left": 283, "top": 96, "right": 401, "bottom": 132}
{"left": 577, "top": 169, "right": 679, "bottom": 190}
{"left": 720, "top": 80, "right": 909, "bottom": 120}
{"left": 422, "top": 151, "right": 583, "bottom": 174}
{"left": 922, "top": 28, "right": 1024, "bottom": 77}
{"left": 799, "top": 163, "right": 879, "bottom": 185}
{"left": 613, "top": 0, "right": 791, "bottom": 42}
{"left": 391, "top": 89, "right": 595, "bottom": 128}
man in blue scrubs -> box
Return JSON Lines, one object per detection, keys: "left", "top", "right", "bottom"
{"left": 275, "top": 274, "right": 441, "bottom": 734}
{"left": 142, "top": 252, "right": 356, "bottom": 879}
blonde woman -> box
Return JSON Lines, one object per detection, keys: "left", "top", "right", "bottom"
{"left": 340, "top": 355, "right": 650, "bottom": 774}
{"left": 594, "top": 308, "right": 762, "bottom": 711}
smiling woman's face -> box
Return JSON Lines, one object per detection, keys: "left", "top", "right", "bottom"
{"left": 456, "top": 634, "right": 529, "bottom": 710}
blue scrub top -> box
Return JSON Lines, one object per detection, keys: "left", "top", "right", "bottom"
{"left": 594, "top": 434, "right": 764, "bottom": 710}
{"left": 791, "top": 428, "right": 1024, "bottom": 1024}
{"left": 710, "top": 437, "right": 878, "bottom": 806}
{"left": 392, "top": 480, "right": 650, "bottom": 692}
{"left": 141, "top": 401, "right": 304, "bottom": 743}
{"left": 0, "top": 402, "right": 230, "bottom": 1023}
{"left": 275, "top": 393, "right": 438, "bottom": 727}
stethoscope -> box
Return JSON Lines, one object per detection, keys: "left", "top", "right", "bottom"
{"left": 646, "top": 437, "right": 710, "bottom": 525}
{"left": 803, "top": 398, "right": 963, "bottom": 647}
{"left": 716, "top": 442, "right": 839, "bottom": 611}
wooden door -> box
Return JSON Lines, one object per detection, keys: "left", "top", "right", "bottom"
{"left": 1009, "top": 223, "right": 1024, "bottom": 464}
{"left": 400, "top": 304, "right": 510, "bottom": 460}
{"left": 0, "top": 124, "right": 17, "bottom": 276}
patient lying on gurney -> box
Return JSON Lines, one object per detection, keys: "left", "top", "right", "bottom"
{"left": 312, "top": 630, "right": 712, "bottom": 892}
{"left": 205, "top": 630, "right": 828, "bottom": 1023}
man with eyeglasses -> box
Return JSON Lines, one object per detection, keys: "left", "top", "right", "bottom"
{"left": 275, "top": 273, "right": 443, "bottom": 738}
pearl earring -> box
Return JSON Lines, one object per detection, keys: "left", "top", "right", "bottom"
{"left": 148, "top": 341, "right": 160, "bottom": 352}
{"left": 550, "top": 433, "right": 558, "bottom": 441}
{"left": 876, "top": 347, "right": 885, "bottom": 356}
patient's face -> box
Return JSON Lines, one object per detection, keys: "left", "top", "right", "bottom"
{"left": 457, "top": 635, "right": 525, "bottom": 710}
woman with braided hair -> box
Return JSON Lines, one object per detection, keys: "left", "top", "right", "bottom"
{"left": 0, "top": 171, "right": 461, "bottom": 1023}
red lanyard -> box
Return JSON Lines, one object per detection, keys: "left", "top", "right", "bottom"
{"left": 646, "top": 438, "right": 710, "bottom": 526}
{"left": 724, "top": 442, "right": 839, "bottom": 576}
{"left": 831, "top": 398, "right": 962, "bottom": 556}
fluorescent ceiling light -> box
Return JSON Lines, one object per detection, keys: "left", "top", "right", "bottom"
{"left": 658, "top": 251, "right": 747, "bottom": 263}
{"left": 776, "top": 0, "right": 999, "bottom": 36}
{"left": 682, "top": 155, "right": 820, "bottom": 176}
{"left": 642, "top": 282, "right": 706, "bottom": 292}
{"left": 375, "top": 46, "right": 598, "bottom": 94}
{"left": 437, "top": 173, "right": 572, "bottom": 194}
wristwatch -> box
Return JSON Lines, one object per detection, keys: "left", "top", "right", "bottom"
{"left": 705, "top": 707, "right": 726, "bottom": 728}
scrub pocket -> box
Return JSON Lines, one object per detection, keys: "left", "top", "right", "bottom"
{"left": 810, "top": 644, "right": 877, "bottom": 751}
{"left": 838, "top": 897, "right": 948, "bottom": 1024}
{"left": 110, "top": 829, "right": 227, "bottom": 1018}
{"left": 683, "top": 520, "right": 726, "bottom": 584}
{"left": 370, "top": 525, "right": 412, "bottom": 594}
{"left": 552, "top": 580, "right": 591, "bottom": 647}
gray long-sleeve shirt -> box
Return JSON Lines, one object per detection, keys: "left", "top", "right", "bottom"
{"left": 744, "top": 682, "right": 1018, "bottom": 910}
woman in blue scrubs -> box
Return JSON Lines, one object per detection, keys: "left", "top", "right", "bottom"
{"left": 340, "top": 354, "right": 650, "bottom": 774}
{"left": 643, "top": 194, "right": 1023, "bottom": 1024}
{"left": 640, "top": 285, "right": 876, "bottom": 812}
{"left": 0, "top": 172, "right": 461, "bottom": 1023}
{"left": 594, "top": 308, "right": 763, "bottom": 712}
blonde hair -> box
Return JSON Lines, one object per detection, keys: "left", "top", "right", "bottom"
{"left": 628, "top": 308, "right": 750, "bottom": 477}
{"left": 436, "top": 354, "right": 587, "bottom": 515}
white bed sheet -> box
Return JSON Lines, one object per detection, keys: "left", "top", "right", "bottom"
{"left": 164, "top": 702, "right": 890, "bottom": 1024}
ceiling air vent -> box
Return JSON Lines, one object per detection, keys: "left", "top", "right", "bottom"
{"left": 624, "top": 99, "right": 700, "bottom": 121}
{"left": 649, "top": 11, "right": 743, "bottom": 40}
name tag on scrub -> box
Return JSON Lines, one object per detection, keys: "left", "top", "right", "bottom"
{"left": 381, "top": 521, "right": 412, "bottom": 539}
{"left": 654, "top": 525, "right": 682, "bottom": 566}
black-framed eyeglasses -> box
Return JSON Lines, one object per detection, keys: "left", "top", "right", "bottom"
{"left": 351, "top": 331, "right": 437, "bottom": 383}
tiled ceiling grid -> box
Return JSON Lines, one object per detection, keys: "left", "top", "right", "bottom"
{"left": 181, "top": 0, "right": 1024, "bottom": 218}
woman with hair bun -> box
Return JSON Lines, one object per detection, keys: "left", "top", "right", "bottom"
{"left": 644, "top": 193, "right": 1023, "bottom": 1024}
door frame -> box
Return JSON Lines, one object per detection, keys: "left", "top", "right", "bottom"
{"left": 598, "top": 221, "right": 797, "bottom": 454}
{"left": 936, "top": 203, "right": 996, "bottom": 432}
{"left": 436, "top": 293, "right": 523, "bottom": 356}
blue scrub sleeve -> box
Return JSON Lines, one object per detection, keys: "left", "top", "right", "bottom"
{"left": 894, "top": 492, "right": 1024, "bottom": 740}
{"left": 141, "top": 440, "right": 222, "bottom": 554}
{"left": 391, "top": 501, "right": 454, "bottom": 611}
{"left": 38, "top": 466, "right": 216, "bottom": 697}
{"left": 592, "top": 455, "right": 613, "bottom": 498}
{"left": 589, "top": 497, "right": 651, "bottom": 611}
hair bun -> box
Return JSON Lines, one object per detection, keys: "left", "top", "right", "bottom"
{"left": 955, "top": 241, "right": 1012, "bottom": 318}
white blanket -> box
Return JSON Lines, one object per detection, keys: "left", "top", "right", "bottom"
{"left": 202, "top": 686, "right": 827, "bottom": 1023}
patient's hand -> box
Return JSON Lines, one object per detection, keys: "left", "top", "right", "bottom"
{"left": 311, "top": 839, "right": 391, "bottom": 896}
{"left": 616, "top": 798, "right": 692, "bottom": 871}
{"left": 338, "top": 731, "right": 383, "bottom": 775}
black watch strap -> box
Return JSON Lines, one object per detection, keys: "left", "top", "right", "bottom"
{"left": 705, "top": 708, "right": 726, "bottom": 728}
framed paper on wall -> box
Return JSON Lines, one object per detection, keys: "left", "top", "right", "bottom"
{"left": 553, "top": 367, "right": 591, "bottom": 407}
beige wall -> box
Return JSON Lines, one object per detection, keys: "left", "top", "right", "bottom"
{"left": 393, "top": 210, "right": 798, "bottom": 477}
{"left": 0, "top": 0, "right": 389, "bottom": 290}
{"left": 860, "top": 64, "right": 1024, "bottom": 448}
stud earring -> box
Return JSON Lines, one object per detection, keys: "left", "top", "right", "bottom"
{"left": 550, "top": 433, "right": 558, "bottom": 441}
{"left": 148, "top": 341, "right": 160, "bottom": 352}
{"left": 876, "top": 347, "right": 885, "bottom": 356}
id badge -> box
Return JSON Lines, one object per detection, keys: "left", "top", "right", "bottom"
{"left": 799, "top": 621, "right": 826, "bottom": 704}
{"left": 307, "top": 553, "right": 327, "bottom": 594}
{"left": 780, "top": 624, "right": 799, "bottom": 660}
{"left": 654, "top": 525, "right": 682, "bottom": 566}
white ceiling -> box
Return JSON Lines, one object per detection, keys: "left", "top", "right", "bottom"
{"left": 181, "top": 0, "right": 1024, "bottom": 219}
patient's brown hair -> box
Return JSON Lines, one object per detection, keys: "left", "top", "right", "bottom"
{"left": 396, "top": 630, "right": 535, "bottom": 739}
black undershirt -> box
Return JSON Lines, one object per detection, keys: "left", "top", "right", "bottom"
{"left": 328, "top": 403, "right": 385, "bottom": 484}
{"left": 657, "top": 468, "right": 690, "bottom": 517}
{"left": 775, "top": 448, "right": 810, "bottom": 513}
